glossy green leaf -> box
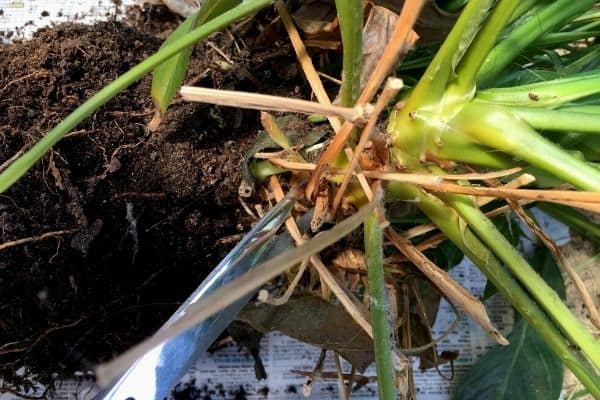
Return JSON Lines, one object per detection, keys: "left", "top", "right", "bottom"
{"left": 455, "top": 248, "right": 565, "bottom": 400}
{"left": 151, "top": 0, "right": 242, "bottom": 122}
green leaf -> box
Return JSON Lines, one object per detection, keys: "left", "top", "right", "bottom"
{"left": 455, "top": 247, "right": 565, "bottom": 400}
{"left": 453, "top": 317, "right": 564, "bottom": 400}
{"left": 150, "top": 0, "right": 242, "bottom": 127}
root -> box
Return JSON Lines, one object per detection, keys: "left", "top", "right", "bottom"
{"left": 0, "top": 229, "right": 76, "bottom": 252}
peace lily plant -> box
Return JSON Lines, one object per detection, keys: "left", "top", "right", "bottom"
{"left": 2, "top": 0, "right": 600, "bottom": 398}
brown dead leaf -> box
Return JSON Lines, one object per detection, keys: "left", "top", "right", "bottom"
{"left": 361, "top": 3, "right": 402, "bottom": 93}
{"left": 332, "top": 249, "right": 366, "bottom": 273}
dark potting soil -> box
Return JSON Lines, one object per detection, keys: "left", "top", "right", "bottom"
{"left": 0, "top": 17, "right": 308, "bottom": 387}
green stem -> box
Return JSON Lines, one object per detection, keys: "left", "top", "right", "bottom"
{"left": 475, "top": 71, "right": 600, "bottom": 108}
{"left": 388, "top": 0, "right": 498, "bottom": 155}
{"left": 389, "top": 135, "right": 514, "bottom": 170}
{"left": 510, "top": 107, "right": 600, "bottom": 134}
{"left": 334, "top": 0, "right": 363, "bottom": 107}
{"left": 574, "top": 19, "right": 600, "bottom": 32}
{"left": 386, "top": 182, "right": 600, "bottom": 396}
{"left": 477, "top": 0, "right": 598, "bottom": 87}
{"left": 452, "top": 102, "right": 600, "bottom": 191}
{"left": 573, "top": 10, "right": 600, "bottom": 24}
{"left": 402, "top": 0, "right": 495, "bottom": 107}
{"left": 535, "top": 31, "right": 600, "bottom": 48}
{"left": 364, "top": 211, "right": 397, "bottom": 400}
{"left": 0, "top": 0, "right": 272, "bottom": 194}
{"left": 448, "top": 0, "right": 519, "bottom": 97}
{"left": 448, "top": 194, "right": 600, "bottom": 372}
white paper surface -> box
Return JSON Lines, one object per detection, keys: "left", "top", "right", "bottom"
{"left": 0, "top": 0, "right": 136, "bottom": 43}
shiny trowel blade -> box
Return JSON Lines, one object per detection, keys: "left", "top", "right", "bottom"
{"left": 96, "top": 190, "right": 297, "bottom": 400}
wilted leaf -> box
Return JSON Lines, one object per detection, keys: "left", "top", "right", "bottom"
{"left": 261, "top": 112, "right": 292, "bottom": 149}
{"left": 407, "top": 311, "right": 459, "bottom": 371}
{"left": 227, "top": 321, "right": 267, "bottom": 380}
{"left": 455, "top": 247, "right": 565, "bottom": 400}
{"left": 237, "top": 294, "right": 455, "bottom": 373}
{"left": 236, "top": 295, "right": 376, "bottom": 372}
{"left": 435, "top": 0, "right": 467, "bottom": 13}
{"left": 150, "top": 0, "right": 242, "bottom": 130}
{"left": 426, "top": 239, "right": 463, "bottom": 270}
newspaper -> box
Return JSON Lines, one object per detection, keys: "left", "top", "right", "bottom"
{"left": 0, "top": 3, "right": 572, "bottom": 399}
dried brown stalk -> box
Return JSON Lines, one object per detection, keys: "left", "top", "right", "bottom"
{"left": 363, "top": 167, "right": 523, "bottom": 183}
{"left": 372, "top": 173, "right": 600, "bottom": 212}
{"left": 420, "top": 183, "right": 600, "bottom": 212}
{"left": 333, "top": 352, "right": 350, "bottom": 400}
{"left": 291, "top": 369, "right": 375, "bottom": 385}
{"left": 180, "top": 86, "right": 372, "bottom": 124}
{"left": 0, "top": 146, "right": 26, "bottom": 172}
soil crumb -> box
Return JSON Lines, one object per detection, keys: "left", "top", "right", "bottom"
{"left": 0, "top": 17, "right": 306, "bottom": 388}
